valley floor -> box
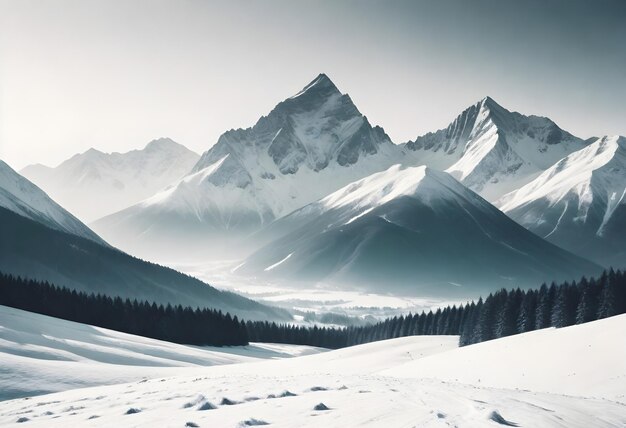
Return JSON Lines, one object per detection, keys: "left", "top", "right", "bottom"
{"left": 170, "top": 260, "right": 458, "bottom": 320}
{"left": 1, "top": 309, "right": 625, "bottom": 427}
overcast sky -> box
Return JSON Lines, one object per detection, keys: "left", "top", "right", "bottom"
{"left": 1, "top": 0, "right": 625, "bottom": 170}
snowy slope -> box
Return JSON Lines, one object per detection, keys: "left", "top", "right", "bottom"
{"left": 0, "top": 160, "right": 106, "bottom": 245}
{"left": 1, "top": 315, "right": 624, "bottom": 427}
{"left": 500, "top": 136, "right": 626, "bottom": 268}
{"left": 0, "top": 306, "right": 325, "bottom": 400}
{"left": 239, "top": 164, "right": 600, "bottom": 297}
{"left": 0, "top": 207, "right": 289, "bottom": 321}
{"left": 383, "top": 314, "right": 626, "bottom": 401}
{"left": 405, "top": 97, "right": 588, "bottom": 201}
{"left": 92, "top": 74, "right": 411, "bottom": 262}
{"left": 21, "top": 138, "right": 199, "bottom": 222}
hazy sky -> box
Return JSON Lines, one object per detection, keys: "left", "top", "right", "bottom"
{"left": 1, "top": 0, "right": 625, "bottom": 170}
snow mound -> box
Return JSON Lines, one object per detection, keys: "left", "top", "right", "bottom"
{"left": 313, "top": 402, "right": 330, "bottom": 411}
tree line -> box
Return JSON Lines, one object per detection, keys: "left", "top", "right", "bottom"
{"left": 0, "top": 273, "right": 248, "bottom": 346}
{"left": 458, "top": 269, "right": 626, "bottom": 345}
{"left": 342, "top": 269, "right": 626, "bottom": 347}
{"left": 245, "top": 320, "right": 347, "bottom": 349}
{"left": 1, "top": 270, "right": 625, "bottom": 349}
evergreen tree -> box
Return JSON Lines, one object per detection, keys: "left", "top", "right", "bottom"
{"left": 517, "top": 290, "right": 537, "bottom": 333}
{"left": 576, "top": 277, "right": 597, "bottom": 324}
{"left": 496, "top": 288, "right": 522, "bottom": 338}
{"left": 597, "top": 269, "right": 618, "bottom": 319}
{"left": 474, "top": 293, "right": 497, "bottom": 342}
{"left": 535, "top": 283, "right": 556, "bottom": 329}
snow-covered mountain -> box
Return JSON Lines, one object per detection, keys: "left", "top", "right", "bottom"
{"left": 500, "top": 135, "right": 626, "bottom": 268}
{"left": 93, "top": 74, "right": 410, "bottom": 261}
{"left": 405, "top": 97, "right": 588, "bottom": 201}
{"left": 0, "top": 162, "right": 287, "bottom": 321}
{"left": 238, "top": 165, "right": 600, "bottom": 297}
{"left": 0, "top": 160, "right": 106, "bottom": 245}
{"left": 21, "top": 138, "right": 199, "bottom": 222}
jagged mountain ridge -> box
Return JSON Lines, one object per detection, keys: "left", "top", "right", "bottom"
{"left": 90, "top": 76, "right": 616, "bottom": 273}
{"left": 21, "top": 138, "right": 199, "bottom": 222}
{"left": 405, "top": 97, "right": 588, "bottom": 201}
{"left": 238, "top": 165, "right": 600, "bottom": 297}
{"left": 500, "top": 135, "right": 626, "bottom": 268}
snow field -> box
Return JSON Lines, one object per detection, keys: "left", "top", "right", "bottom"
{"left": 1, "top": 314, "right": 625, "bottom": 427}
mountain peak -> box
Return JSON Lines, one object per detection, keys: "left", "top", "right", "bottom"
{"left": 289, "top": 73, "right": 340, "bottom": 99}
{"left": 83, "top": 148, "right": 104, "bottom": 156}
{"left": 479, "top": 96, "right": 505, "bottom": 112}
{"left": 144, "top": 137, "right": 182, "bottom": 152}
{"left": 320, "top": 164, "right": 461, "bottom": 212}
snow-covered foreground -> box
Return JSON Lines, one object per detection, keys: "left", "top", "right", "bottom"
{"left": 2, "top": 315, "right": 625, "bottom": 427}
{"left": 0, "top": 306, "right": 325, "bottom": 401}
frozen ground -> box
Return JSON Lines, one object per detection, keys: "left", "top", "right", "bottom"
{"left": 0, "top": 306, "right": 325, "bottom": 400}
{"left": 1, "top": 311, "right": 625, "bottom": 427}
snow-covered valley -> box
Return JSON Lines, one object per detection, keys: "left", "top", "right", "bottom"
{"left": 169, "top": 259, "right": 460, "bottom": 321}
{"left": 1, "top": 309, "right": 624, "bottom": 427}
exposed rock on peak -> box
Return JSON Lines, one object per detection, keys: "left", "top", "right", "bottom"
{"left": 406, "top": 97, "right": 587, "bottom": 201}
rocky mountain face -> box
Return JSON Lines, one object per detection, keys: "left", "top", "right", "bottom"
{"left": 93, "top": 74, "right": 410, "bottom": 261}
{"left": 21, "top": 138, "right": 199, "bottom": 222}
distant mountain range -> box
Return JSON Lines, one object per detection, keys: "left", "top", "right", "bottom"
{"left": 21, "top": 138, "right": 199, "bottom": 222}
{"left": 0, "top": 160, "right": 287, "bottom": 321}
{"left": 14, "top": 73, "right": 625, "bottom": 297}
